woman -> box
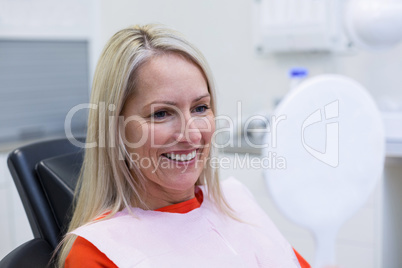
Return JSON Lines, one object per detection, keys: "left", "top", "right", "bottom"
{"left": 59, "top": 24, "right": 310, "bottom": 267}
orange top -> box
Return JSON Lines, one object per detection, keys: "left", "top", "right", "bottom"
{"left": 65, "top": 189, "right": 310, "bottom": 268}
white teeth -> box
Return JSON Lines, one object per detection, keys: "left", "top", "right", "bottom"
{"left": 164, "top": 150, "right": 197, "bottom": 161}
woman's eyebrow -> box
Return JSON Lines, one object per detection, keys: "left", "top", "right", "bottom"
{"left": 194, "top": 94, "right": 211, "bottom": 102}
{"left": 144, "top": 100, "right": 176, "bottom": 108}
{"left": 142, "top": 94, "right": 211, "bottom": 110}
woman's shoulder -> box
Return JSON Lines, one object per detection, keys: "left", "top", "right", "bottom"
{"left": 217, "top": 177, "right": 282, "bottom": 235}
{"left": 65, "top": 236, "right": 117, "bottom": 268}
{"left": 220, "top": 177, "right": 253, "bottom": 194}
{"left": 218, "top": 177, "right": 260, "bottom": 207}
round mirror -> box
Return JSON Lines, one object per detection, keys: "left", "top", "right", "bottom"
{"left": 263, "top": 74, "right": 385, "bottom": 267}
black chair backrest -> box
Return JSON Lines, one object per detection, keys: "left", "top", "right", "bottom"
{"left": 37, "top": 151, "right": 83, "bottom": 237}
{"left": 7, "top": 138, "right": 84, "bottom": 248}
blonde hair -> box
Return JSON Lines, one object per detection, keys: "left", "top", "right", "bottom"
{"left": 57, "top": 24, "right": 232, "bottom": 266}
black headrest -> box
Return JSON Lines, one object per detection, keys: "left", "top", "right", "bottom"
{"left": 36, "top": 150, "right": 84, "bottom": 234}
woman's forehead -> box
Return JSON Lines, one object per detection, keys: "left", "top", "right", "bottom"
{"left": 134, "top": 54, "right": 208, "bottom": 100}
{"left": 122, "top": 54, "right": 210, "bottom": 113}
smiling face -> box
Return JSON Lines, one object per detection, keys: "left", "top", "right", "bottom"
{"left": 121, "top": 53, "right": 215, "bottom": 209}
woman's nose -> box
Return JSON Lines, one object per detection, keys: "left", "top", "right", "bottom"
{"left": 175, "top": 115, "right": 203, "bottom": 145}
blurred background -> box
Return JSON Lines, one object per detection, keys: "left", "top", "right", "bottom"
{"left": 0, "top": 0, "right": 402, "bottom": 267}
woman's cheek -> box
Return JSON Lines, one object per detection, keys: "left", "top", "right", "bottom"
{"left": 149, "top": 123, "right": 174, "bottom": 148}
{"left": 124, "top": 121, "right": 149, "bottom": 148}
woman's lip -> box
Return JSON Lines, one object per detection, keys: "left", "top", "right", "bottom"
{"left": 161, "top": 153, "right": 198, "bottom": 165}
{"left": 160, "top": 149, "right": 199, "bottom": 163}
{"left": 162, "top": 149, "right": 199, "bottom": 155}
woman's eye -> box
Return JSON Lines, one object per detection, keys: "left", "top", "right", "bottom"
{"left": 153, "top": 111, "right": 168, "bottom": 119}
{"left": 194, "top": 105, "right": 208, "bottom": 113}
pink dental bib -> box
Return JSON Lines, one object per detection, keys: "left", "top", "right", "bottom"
{"left": 72, "top": 178, "right": 300, "bottom": 268}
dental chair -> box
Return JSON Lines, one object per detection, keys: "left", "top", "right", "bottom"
{"left": 0, "top": 138, "right": 84, "bottom": 268}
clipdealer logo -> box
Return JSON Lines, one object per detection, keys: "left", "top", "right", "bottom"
{"left": 64, "top": 100, "right": 341, "bottom": 169}
{"left": 301, "top": 100, "right": 339, "bottom": 167}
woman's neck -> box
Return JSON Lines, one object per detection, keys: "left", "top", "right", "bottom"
{"left": 139, "top": 185, "right": 196, "bottom": 210}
